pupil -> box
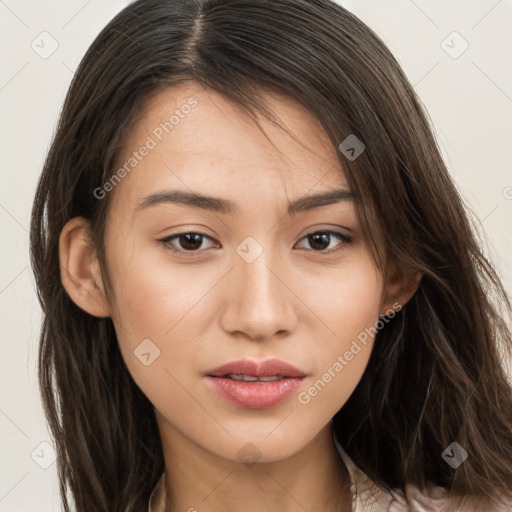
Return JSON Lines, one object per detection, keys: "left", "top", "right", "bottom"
{"left": 310, "top": 233, "right": 330, "bottom": 250}
{"left": 180, "top": 233, "right": 203, "bottom": 250}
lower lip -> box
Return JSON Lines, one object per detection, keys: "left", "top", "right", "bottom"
{"left": 206, "top": 376, "right": 304, "bottom": 409}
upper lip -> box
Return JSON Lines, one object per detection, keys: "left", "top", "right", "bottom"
{"left": 207, "top": 358, "right": 307, "bottom": 378}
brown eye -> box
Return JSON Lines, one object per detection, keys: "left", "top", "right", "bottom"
{"left": 295, "top": 230, "right": 352, "bottom": 253}
{"left": 159, "top": 232, "right": 217, "bottom": 255}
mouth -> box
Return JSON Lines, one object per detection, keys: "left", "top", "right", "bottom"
{"left": 221, "top": 374, "right": 289, "bottom": 382}
{"left": 205, "top": 359, "right": 307, "bottom": 409}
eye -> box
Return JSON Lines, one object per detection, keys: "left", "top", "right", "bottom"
{"left": 158, "top": 231, "right": 218, "bottom": 256}
{"left": 294, "top": 230, "right": 352, "bottom": 253}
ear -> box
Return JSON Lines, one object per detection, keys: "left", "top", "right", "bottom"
{"left": 380, "top": 259, "right": 422, "bottom": 315}
{"left": 59, "top": 217, "right": 111, "bottom": 318}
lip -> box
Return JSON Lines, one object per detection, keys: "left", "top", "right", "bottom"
{"left": 205, "top": 358, "right": 307, "bottom": 410}
{"left": 207, "top": 358, "right": 306, "bottom": 378}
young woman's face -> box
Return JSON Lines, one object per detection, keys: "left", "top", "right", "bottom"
{"left": 101, "top": 81, "right": 393, "bottom": 462}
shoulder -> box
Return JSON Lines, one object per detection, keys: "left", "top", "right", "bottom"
{"left": 334, "top": 432, "right": 512, "bottom": 512}
{"left": 387, "top": 483, "right": 512, "bottom": 512}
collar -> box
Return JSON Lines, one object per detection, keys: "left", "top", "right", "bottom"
{"left": 332, "top": 429, "right": 394, "bottom": 512}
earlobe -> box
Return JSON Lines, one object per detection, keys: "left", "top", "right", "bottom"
{"left": 59, "top": 217, "right": 111, "bottom": 318}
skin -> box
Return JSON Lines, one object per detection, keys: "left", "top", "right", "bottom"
{"left": 59, "top": 81, "right": 420, "bottom": 512}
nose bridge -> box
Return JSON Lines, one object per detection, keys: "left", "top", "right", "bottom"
{"left": 220, "top": 238, "right": 297, "bottom": 340}
{"left": 240, "top": 252, "right": 280, "bottom": 309}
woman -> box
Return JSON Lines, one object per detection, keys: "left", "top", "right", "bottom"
{"left": 30, "top": 0, "right": 512, "bottom": 510}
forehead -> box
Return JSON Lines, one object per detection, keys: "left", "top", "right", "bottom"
{"left": 108, "top": 81, "right": 349, "bottom": 211}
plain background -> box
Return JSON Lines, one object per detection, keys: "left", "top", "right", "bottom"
{"left": 0, "top": 0, "right": 511, "bottom": 510}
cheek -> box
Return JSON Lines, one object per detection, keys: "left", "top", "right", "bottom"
{"left": 308, "top": 252, "right": 383, "bottom": 342}
{"left": 298, "top": 258, "right": 382, "bottom": 414}
{"left": 105, "top": 242, "right": 219, "bottom": 385}
{"left": 107, "top": 238, "right": 216, "bottom": 337}
{"left": 110, "top": 264, "right": 212, "bottom": 416}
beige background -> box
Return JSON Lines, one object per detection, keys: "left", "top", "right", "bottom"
{"left": 0, "top": 0, "right": 511, "bottom": 510}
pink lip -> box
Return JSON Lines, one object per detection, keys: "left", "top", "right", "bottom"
{"left": 205, "top": 358, "right": 307, "bottom": 410}
{"left": 207, "top": 358, "right": 306, "bottom": 378}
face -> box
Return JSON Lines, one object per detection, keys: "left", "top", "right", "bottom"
{"left": 93, "top": 81, "right": 393, "bottom": 462}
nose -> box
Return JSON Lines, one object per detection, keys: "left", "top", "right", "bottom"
{"left": 219, "top": 248, "right": 298, "bottom": 342}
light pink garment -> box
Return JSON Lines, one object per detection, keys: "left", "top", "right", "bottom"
{"left": 148, "top": 433, "right": 512, "bottom": 511}
{"left": 334, "top": 433, "right": 512, "bottom": 512}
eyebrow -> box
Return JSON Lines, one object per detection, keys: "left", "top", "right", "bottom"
{"left": 136, "top": 188, "right": 355, "bottom": 216}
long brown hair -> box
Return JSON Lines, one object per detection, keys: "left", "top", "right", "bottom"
{"left": 29, "top": 0, "right": 512, "bottom": 510}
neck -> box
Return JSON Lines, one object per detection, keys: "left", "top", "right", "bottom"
{"left": 156, "top": 418, "right": 353, "bottom": 512}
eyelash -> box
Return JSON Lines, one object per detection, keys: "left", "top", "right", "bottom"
{"left": 158, "top": 229, "right": 353, "bottom": 257}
